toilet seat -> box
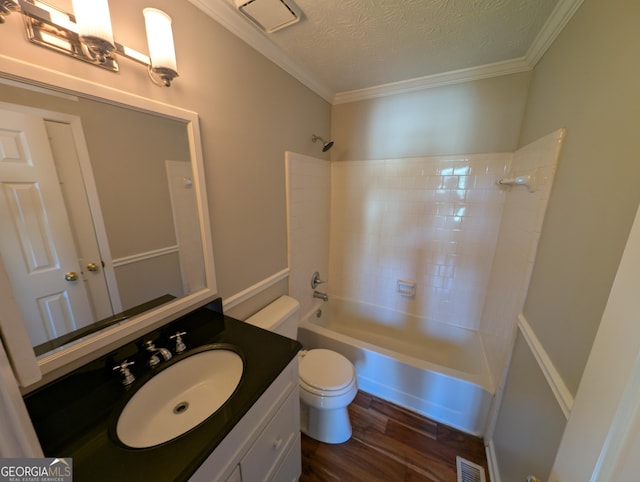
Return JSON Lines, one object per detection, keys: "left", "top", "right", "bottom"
{"left": 299, "top": 349, "right": 356, "bottom": 394}
{"left": 299, "top": 376, "right": 357, "bottom": 398}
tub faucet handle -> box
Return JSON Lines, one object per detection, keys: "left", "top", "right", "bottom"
{"left": 311, "top": 271, "right": 326, "bottom": 289}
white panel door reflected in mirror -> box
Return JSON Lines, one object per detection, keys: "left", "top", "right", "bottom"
{"left": 0, "top": 108, "right": 98, "bottom": 346}
{"left": 0, "top": 82, "right": 207, "bottom": 358}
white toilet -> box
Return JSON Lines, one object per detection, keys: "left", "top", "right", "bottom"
{"left": 245, "top": 296, "right": 358, "bottom": 444}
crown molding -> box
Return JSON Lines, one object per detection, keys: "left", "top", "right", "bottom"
{"left": 190, "top": 0, "right": 583, "bottom": 105}
{"left": 525, "top": 0, "right": 585, "bottom": 66}
{"left": 332, "top": 57, "right": 532, "bottom": 105}
{"left": 334, "top": 0, "right": 584, "bottom": 104}
{"left": 187, "top": 0, "right": 335, "bottom": 103}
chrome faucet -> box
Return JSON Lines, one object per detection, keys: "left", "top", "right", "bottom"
{"left": 144, "top": 340, "right": 172, "bottom": 367}
{"left": 311, "top": 271, "right": 326, "bottom": 289}
{"left": 313, "top": 290, "right": 328, "bottom": 301}
{"left": 170, "top": 331, "right": 187, "bottom": 354}
{"left": 113, "top": 360, "right": 135, "bottom": 386}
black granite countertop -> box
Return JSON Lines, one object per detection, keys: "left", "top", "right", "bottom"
{"left": 23, "top": 298, "right": 302, "bottom": 481}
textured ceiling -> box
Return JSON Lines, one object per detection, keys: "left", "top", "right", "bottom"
{"left": 269, "top": 0, "right": 559, "bottom": 93}
{"left": 192, "top": 0, "right": 573, "bottom": 101}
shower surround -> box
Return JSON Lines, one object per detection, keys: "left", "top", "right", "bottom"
{"left": 329, "top": 153, "right": 510, "bottom": 331}
{"left": 286, "top": 128, "right": 564, "bottom": 394}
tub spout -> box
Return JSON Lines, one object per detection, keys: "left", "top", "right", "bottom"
{"left": 313, "top": 291, "right": 328, "bottom": 301}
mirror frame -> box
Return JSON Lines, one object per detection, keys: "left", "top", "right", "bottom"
{"left": 0, "top": 53, "right": 217, "bottom": 387}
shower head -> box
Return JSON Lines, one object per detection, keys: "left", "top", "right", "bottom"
{"left": 311, "top": 134, "right": 334, "bottom": 152}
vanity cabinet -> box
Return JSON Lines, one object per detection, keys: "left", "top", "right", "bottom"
{"left": 190, "top": 357, "right": 301, "bottom": 482}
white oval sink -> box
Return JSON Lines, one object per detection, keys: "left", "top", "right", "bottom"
{"left": 116, "top": 348, "right": 243, "bottom": 448}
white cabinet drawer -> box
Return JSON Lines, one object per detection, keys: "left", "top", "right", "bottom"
{"left": 241, "top": 387, "right": 300, "bottom": 482}
{"left": 270, "top": 433, "right": 301, "bottom": 482}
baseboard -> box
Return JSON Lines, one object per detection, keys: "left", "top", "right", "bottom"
{"left": 486, "top": 440, "right": 501, "bottom": 482}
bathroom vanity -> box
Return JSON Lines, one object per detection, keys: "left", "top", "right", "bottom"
{"left": 23, "top": 299, "right": 303, "bottom": 481}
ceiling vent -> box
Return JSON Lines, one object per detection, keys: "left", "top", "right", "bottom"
{"left": 234, "top": 0, "right": 300, "bottom": 33}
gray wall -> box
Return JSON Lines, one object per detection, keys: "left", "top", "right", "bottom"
{"left": 330, "top": 72, "right": 531, "bottom": 161}
{"left": 492, "top": 334, "right": 566, "bottom": 481}
{"left": 0, "top": 0, "right": 331, "bottom": 304}
{"left": 519, "top": 0, "right": 640, "bottom": 394}
{"left": 492, "top": 0, "right": 640, "bottom": 477}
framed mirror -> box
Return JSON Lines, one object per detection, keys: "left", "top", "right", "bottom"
{"left": 0, "top": 60, "right": 216, "bottom": 386}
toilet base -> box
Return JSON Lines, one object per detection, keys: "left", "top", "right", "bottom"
{"left": 300, "top": 403, "right": 352, "bottom": 444}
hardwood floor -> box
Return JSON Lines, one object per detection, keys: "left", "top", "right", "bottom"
{"left": 300, "top": 391, "right": 489, "bottom": 482}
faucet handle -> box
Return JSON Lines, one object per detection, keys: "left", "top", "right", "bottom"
{"left": 143, "top": 340, "right": 157, "bottom": 351}
{"left": 113, "top": 360, "right": 135, "bottom": 386}
{"left": 170, "top": 331, "right": 187, "bottom": 353}
{"left": 311, "top": 271, "right": 326, "bottom": 289}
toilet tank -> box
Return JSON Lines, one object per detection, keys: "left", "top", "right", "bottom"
{"left": 244, "top": 296, "right": 300, "bottom": 339}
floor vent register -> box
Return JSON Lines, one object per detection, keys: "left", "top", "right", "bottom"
{"left": 456, "top": 456, "right": 487, "bottom": 482}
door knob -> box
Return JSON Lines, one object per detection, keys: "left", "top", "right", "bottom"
{"left": 86, "top": 263, "right": 99, "bottom": 272}
{"left": 64, "top": 272, "right": 79, "bottom": 281}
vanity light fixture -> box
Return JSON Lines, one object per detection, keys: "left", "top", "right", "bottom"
{"left": 2, "top": 0, "right": 179, "bottom": 87}
{"left": 0, "top": 1, "right": 20, "bottom": 24}
{"left": 143, "top": 8, "right": 178, "bottom": 87}
{"left": 71, "top": 0, "right": 115, "bottom": 64}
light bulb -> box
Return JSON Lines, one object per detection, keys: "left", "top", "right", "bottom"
{"left": 71, "top": 0, "right": 115, "bottom": 61}
{"left": 143, "top": 8, "right": 178, "bottom": 85}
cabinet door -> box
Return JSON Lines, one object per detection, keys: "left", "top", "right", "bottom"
{"left": 188, "top": 359, "right": 299, "bottom": 482}
{"left": 241, "top": 388, "right": 300, "bottom": 481}
{"left": 224, "top": 465, "right": 241, "bottom": 482}
{"left": 271, "top": 434, "right": 302, "bottom": 482}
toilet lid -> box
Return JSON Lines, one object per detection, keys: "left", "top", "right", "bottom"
{"left": 299, "top": 349, "right": 355, "bottom": 391}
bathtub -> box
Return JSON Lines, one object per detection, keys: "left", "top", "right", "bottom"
{"left": 297, "top": 298, "right": 494, "bottom": 436}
